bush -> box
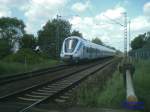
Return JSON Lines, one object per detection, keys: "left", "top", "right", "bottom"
{"left": 0, "top": 61, "right": 26, "bottom": 75}
{"left": 133, "top": 59, "right": 150, "bottom": 111}
{"left": 3, "top": 48, "right": 45, "bottom": 64}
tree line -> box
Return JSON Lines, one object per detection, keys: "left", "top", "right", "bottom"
{"left": 0, "top": 17, "right": 83, "bottom": 59}
{"left": 0, "top": 17, "right": 107, "bottom": 60}
{"left": 131, "top": 31, "right": 150, "bottom": 50}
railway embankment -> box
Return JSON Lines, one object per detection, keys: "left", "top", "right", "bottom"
{"left": 67, "top": 58, "right": 149, "bottom": 112}
{"left": 0, "top": 48, "right": 59, "bottom": 77}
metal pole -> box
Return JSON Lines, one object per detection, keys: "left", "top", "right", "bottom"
{"left": 128, "top": 20, "right": 132, "bottom": 62}
{"left": 123, "top": 12, "right": 128, "bottom": 58}
{"left": 128, "top": 20, "right": 131, "bottom": 51}
{"left": 126, "top": 70, "right": 138, "bottom": 102}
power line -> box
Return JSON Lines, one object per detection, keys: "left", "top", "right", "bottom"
{"left": 102, "top": 13, "right": 128, "bottom": 57}
{"left": 103, "top": 14, "right": 124, "bottom": 27}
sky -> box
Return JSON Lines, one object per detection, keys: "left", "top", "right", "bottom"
{"left": 0, "top": 0, "right": 150, "bottom": 51}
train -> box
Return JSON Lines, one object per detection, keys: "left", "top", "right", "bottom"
{"left": 60, "top": 36, "right": 116, "bottom": 62}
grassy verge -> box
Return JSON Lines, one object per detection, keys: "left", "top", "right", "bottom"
{"left": 0, "top": 59, "right": 59, "bottom": 77}
{"left": 72, "top": 59, "right": 150, "bottom": 111}
{"left": 133, "top": 59, "right": 150, "bottom": 111}
{"left": 73, "top": 62, "right": 120, "bottom": 107}
{"left": 0, "top": 48, "right": 61, "bottom": 77}
{"left": 73, "top": 66, "right": 125, "bottom": 108}
{"left": 96, "top": 71, "right": 125, "bottom": 108}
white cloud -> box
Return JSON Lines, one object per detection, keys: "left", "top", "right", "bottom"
{"left": 143, "top": 2, "right": 150, "bottom": 16}
{"left": 0, "top": 0, "right": 11, "bottom": 17}
{"left": 129, "top": 2, "right": 150, "bottom": 40}
{"left": 96, "top": 6, "right": 125, "bottom": 20}
{"left": 0, "top": 6, "right": 11, "bottom": 17}
{"left": 71, "top": 1, "right": 90, "bottom": 13}
{"left": 0, "top": 0, "right": 68, "bottom": 34}
{"left": 22, "top": 0, "right": 68, "bottom": 34}
{"left": 0, "top": 0, "right": 28, "bottom": 17}
{"left": 131, "top": 16, "right": 150, "bottom": 32}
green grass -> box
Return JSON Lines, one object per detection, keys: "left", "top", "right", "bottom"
{"left": 133, "top": 59, "right": 150, "bottom": 111}
{"left": 73, "top": 59, "right": 150, "bottom": 111}
{"left": 0, "top": 59, "right": 59, "bottom": 77}
{"left": 96, "top": 71, "right": 125, "bottom": 108}
{"left": 74, "top": 71, "right": 125, "bottom": 108}
{"left": 0, "top": 48, "right": 60, "bottom": 77}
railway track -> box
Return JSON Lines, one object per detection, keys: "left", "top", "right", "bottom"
{"left": 0, "top": 59, "right": 108, "bottom": 98}
{"left": 0, "top": 58, "right": 116, "bottom": 112}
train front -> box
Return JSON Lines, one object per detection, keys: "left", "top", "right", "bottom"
{"left": 60, "top": 37, "right": 79, "bottom": 62}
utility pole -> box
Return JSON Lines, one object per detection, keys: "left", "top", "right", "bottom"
{"left": 123, "top": 12, "right": 128, "bottom": 58}
{"left": 128, "top": 20, "right": 131, "bottom": 51}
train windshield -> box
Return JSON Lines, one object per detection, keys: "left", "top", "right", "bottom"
{"left": 65, "top": 38, "right": 78, "bottom": 53}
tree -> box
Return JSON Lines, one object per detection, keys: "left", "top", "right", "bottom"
{"left": 20, "top": 34, "right": 36, "bottom": 49}
{"left": 0, "top": 17, "right": 25, "bottom": 39}
{"left": 71, "top": 30, "right": 82, "bottom": 37}
{"left": 131, "top": 34, "right": 145, "bottom": 50}
{"left": 38, "top": 18, "right": 71, "bottom": 58}
{"left": 92, "top": 37, "right": 103, "bottom": 45}
{"left": 0, "top": 17, "right": 25, "bottom": 52}
{"left": 0, "top": 38, "right": 11, "bottom": 59}
{"left": 143, "top": 32, "right": 150, "bottom": 48}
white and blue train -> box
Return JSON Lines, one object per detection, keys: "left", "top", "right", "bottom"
{"left": 60, "top": 36, "right": 116, "bottom": 62}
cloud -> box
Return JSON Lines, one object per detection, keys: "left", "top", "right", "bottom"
{"left": 0, "top": 0, "right": 29, "bottom": 17}
{"left": 143, "top": 1, "right": 150, "bottom": 16}
{"left": 95, "top": 6, "right": 126, "bottom": 20}
{"left": 22, "top": 0, "right": 68, "bottom": 34}
{"left": 0, "top": 6, "right": 11, "bottom": 17}
{"left": 130, "top": 2, "right": 150, "bottom": 39}
{"left": 131, "top": 16, "right": 150, "bottom": 32}
{"left": 71, "top": 1, "right": 90, "bottom": 13}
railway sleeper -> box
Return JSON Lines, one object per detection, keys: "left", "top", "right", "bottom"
{"left": 42, "top": 87, "right": 63, "bottom": 91}
{"left": 17, "top": 97, "right": 40, "bottom": 102}
{"left": 37, "top": 89, "right": 57, "bottom": 93}
{"left": 25, "top": 94, "right": 46, "bottom": 98}
{"left": 31, "top": 91, "right": 53, "bottom": 96}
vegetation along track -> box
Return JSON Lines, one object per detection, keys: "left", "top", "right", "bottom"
{"left": 0, "top": 64, "right": 68, "bottom": 85}
{"left": 0, "top": 58, "right": 118, "bottom": 112}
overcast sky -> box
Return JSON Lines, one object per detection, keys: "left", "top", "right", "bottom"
{"left": 0, "top": 0, "right": 150, "bottom": 51}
